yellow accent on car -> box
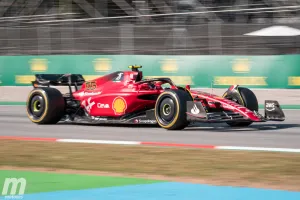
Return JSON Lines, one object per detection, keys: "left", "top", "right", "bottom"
{"left": 128, "top": 65, "right": 142, "bottom": 69}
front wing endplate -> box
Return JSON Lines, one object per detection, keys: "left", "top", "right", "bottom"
{"left": 186, "top": 101, "right": 250, "bottom": 123}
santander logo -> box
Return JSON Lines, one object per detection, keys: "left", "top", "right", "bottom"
{"left": 191, "top": 104, "right": 200, "bottom": 115}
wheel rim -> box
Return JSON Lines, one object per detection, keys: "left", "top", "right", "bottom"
{"left": 28, "top": 94, "right": 46, "bottom": 119}
{"left": 33, "top": 100, "right": 41, "bottom": 112}
{"left": 162, "top": 104, "right": 171, "bottom": 116}
{"left": 158, "top": 97, "right": 176, "bottom": 124}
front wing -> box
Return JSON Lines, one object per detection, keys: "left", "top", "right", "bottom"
{"left": 186, "top": 100, "right": 285, "bottom": 123}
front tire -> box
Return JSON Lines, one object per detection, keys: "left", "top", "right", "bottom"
{"left": 26, "top": 87, "right": 65, "bottom": 124}
{"left": 155, "top": 89, "right": 192, "bottom": 130}
{"left": 225, "top": 87, "right": 258, "bottom": 127}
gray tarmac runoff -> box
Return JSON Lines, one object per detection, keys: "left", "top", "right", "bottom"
{"left": 0, "top": 106, "right": 300, "bottom": 149}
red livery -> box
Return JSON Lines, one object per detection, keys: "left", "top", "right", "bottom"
{"left": 26, "top": 65, "right": 285, "bottom": 130}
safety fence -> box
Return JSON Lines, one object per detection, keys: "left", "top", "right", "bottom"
{"left": 1, "top": 23, "right": 300, "bottom": 56}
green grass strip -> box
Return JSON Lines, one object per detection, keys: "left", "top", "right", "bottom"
{"left": 0, "top": 170, "right": 163, "bottom": 194}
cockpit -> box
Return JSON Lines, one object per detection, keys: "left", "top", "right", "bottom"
{"left": 110, "top": 65, "right": 171, "bottom": 91}
{"left": 128, "top": 65, "right": 143, "bottom": 82}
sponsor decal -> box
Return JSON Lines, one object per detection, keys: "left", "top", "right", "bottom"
{"left": 77, "top": 91, "right": 101, "bottom": 97}
{"left": 85, "top": 81, "right": 97, "bottom": 90}
{"left": 112, "top": 96, "right": 127, "bottom": 115}
{"left": 15, "top": 75, "right": 35, "bottom": 84}
{"left": 191, "top": 104, "right": 200, "bottom": 115}
{"left": 266, "top": 102, "right": 276, "bottom": 112}
{"left": 137, "top": 119, "right": 157, "bottom": 124}
{"left": 81, "top": 97, "right": 95, "bottom": 113}
{"left": 214, "top": 76, "right": 267, "bottom": 86}
{"left": 288, "top": 76, "right": 300, "bottom": 86}
{"left": 97, "top": 103, "right": 110, "bottom": 109}
{"left": 93, "top": 58, "right": 112, "bottom": 72}
{"left": 114, "top": 73, "right": 123, "bottom": 82}
{"left": 160, "top": 58, "right": 178, "bottom": 73}
{"left": 91, "top": 116, "right": 107, "bottom": 121}
{"left": 231, "top": 58, "right": 251, "bottom": 73}
{"left": 213, "top": 59, "right": 268, "bottom": 86}
{"left": 29, "top": 58, "right": 48, "bottom": 72}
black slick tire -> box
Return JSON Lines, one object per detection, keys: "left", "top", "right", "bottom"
{"left": 155, "top": 89, "right": 192, "bottom": 130}
{"left": 225, "top": 87, "right": 258, "bottom": 127}
{"left": 26, "top": 87, "right": 65, "bottom": 124}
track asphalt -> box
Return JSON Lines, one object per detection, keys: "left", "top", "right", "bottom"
{"left": 1, "top": 106, "right": 300, "bottom": 199}
{"left": 0, "top": 106, "right": 300, "bottom": 148}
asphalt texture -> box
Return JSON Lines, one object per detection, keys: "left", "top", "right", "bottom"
{"left": 1, "top": 106, "right": 300, "bottom": 148}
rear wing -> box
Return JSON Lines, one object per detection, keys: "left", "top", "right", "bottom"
{"left": 32, "top": 74, "right": 85, "bottom": 87}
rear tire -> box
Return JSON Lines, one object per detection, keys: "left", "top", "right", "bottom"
{"left": 225, "top": 87, "right": 258, "bottom": 127}
{"left": 155, "top": 89, "right": 192, "bottom": 130}
{"left": 26, "top": 87, "right": 65, "bottom": 124}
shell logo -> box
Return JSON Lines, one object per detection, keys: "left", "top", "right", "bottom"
{"left": 93, "top": 58, "right": 112, "bottom": 72}
{"left": 29, "top": 58, "right": 48, "bottom": 72}
{"left": 161, "top": 59, "right": 178, "bottom": 73}
{"left": 232, "top": 58, "right": 251, "bottom": 73}
{"left": 112, "top": 96, "right": 127, "bottom": 115}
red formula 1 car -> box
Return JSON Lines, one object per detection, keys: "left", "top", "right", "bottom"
{"left": 26, "top": 65, "right": 285, "bottom": 130}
